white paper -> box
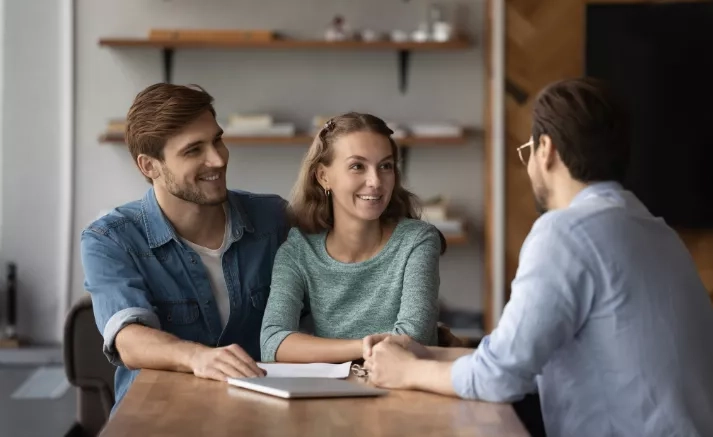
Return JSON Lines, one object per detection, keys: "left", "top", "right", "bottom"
{"left": 255, "top": 361, "right": 352, "bottom": 378}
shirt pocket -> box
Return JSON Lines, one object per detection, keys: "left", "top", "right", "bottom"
{"left": 153, "top": 300, "right": 200, "bottom": 325}
{"left": 249, "top": 286, "right": 269, "bottom": 314}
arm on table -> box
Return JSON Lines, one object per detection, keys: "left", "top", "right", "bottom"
{"left": 392, "top": 225, "right": 442, "bottom": 344}
{"left": 450, "top": 225, "right": 596, "bottom": 402}
{"left": 366, "top": 225, "right": 596, "bottom": 401}
{"left": 363, "top": 334, "right": 473, "bottom": 362}
{"left": 365, "top": 340, "right": 458, "bottom": 396}
{"left": 81, "top": 229, "right": 262, "bottom": 380}
{"left": 260, "top": 246, "right": 362, "bottom": 363}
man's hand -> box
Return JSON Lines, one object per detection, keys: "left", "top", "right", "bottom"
{"left": 363, "top": 334, "right": 432, "bottom": 360}
{"left": 190, "top": 344, "right": 265, "bottom": 381}
{"left": 364, "top": 340, "right": 419, "bottom": 389}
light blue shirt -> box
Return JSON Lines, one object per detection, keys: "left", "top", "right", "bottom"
{"left": 451, "top": 182, "right": 713, "bottom": 437}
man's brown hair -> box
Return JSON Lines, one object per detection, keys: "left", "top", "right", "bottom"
{"left": 532, "top": 77, "right": 630, "bottom": 183}
{"left": 125, "top": 83, "right": 216, "bottom": 182}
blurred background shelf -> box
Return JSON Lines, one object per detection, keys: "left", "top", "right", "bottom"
{"left": 98, "top": 131, "right": 475, "bottom": 147}
{"left": 443, "top": 233, "right": 469, "bottom": 246}
{"left": 98, "top": 37, "right": 473, "bottom": 50}
{"left": 98, "top": 35, "right": 474, "bottom": 90}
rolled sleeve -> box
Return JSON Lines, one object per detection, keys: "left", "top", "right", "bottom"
{"left": 81, "top": 228, "right": 158, "bottom": 367}
{"left": 102, "top": 307, "right": 160, "bottom": 366}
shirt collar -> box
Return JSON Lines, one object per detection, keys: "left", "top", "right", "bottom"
{"left": 570, "top": 181, "right": 623, "bottom": 208}
{"left": 141, "top": 188, "right": 254, "bottom": 249}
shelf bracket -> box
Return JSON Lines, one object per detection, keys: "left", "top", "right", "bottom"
{"left": 398, "top": 145, "right": 410, "bottom": 183}
{"left": 162, "top": 48, "right": 174, "bottom": 84}
{"left": 398, "top": 50, "right": 411, "bottom": 94}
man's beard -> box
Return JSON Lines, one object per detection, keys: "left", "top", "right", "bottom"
{"left": 163, "top": 165, "right": 227, "bottom": 206}
{"left": 534, "top": 191, "right": 548, "bottom": 215}
{"left": 532, "top": 179, "right": 549, "bottom": 215}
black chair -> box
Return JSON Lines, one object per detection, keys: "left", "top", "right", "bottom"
{"left": 63, "top": 295, "right": 115, "bottom": 437}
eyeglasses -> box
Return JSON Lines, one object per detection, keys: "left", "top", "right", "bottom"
{"left": 517, "top": 139, "right": 535, "bottom": 166}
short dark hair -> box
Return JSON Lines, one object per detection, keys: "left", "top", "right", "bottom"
{"left": 532, "top": 77, "right": 630, "bottom": 183}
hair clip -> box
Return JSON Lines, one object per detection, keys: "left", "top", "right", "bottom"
{"left": 324, "top": 119, "right": 336, "bottom": 131}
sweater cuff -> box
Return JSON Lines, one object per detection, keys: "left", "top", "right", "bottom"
{"left": 260, "top": 331, "right": 296, "bottom": 362}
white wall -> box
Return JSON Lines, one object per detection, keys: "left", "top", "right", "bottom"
{"left": 71, "top": 0, "right": 487, "bottom": 314}
{"left": 0, "top": 0, "right": 69, "bottom": 343}
{"left": 0, "top": 0, "right": 4, "bottom": 259}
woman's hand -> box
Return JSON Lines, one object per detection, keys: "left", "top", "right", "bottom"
{"left": 362, "top": 334, "right": 432, "bottom": 360}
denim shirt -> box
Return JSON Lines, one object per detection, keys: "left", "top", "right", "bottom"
{"left": 80, "top": 188, "right": 288, "bottom": 408}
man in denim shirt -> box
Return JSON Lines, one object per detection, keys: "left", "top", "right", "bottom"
{"left": 81, "top": 83, "right": 288, "bottom": 408}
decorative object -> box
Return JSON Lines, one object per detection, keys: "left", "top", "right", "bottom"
{"left": 408, "top": 122, "right": 463, "bottom": 137}
{"left": 390, "top": 29, "right": 409, "bottom": 42}
{"left": 359, "top": 29, "right": 383, "bottom": 43}
{"left": 411, "top": 23, "right": 430, "bottom": 42}
{"left": 421, "top": 3, "right": 454, "bottom": 42}
{"left": 325, "top": 15, "right": 351, "bottom": 41}
{"left": 221, "top": 113, "right": 295, "bottom": 137}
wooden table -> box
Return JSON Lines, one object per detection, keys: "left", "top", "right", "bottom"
{"left": 100, "top": 369, "right": 529, "bottom": 436}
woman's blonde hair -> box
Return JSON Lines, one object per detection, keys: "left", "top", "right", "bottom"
{"left": 289, "top": 112, "right": 420, "bottom": 234}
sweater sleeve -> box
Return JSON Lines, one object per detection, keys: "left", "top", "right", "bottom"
{"left": 392, "top": 224, "right": 441, "bottom": 345}
{"left": 260, "top": 241, "right": 306, "bottom": 362}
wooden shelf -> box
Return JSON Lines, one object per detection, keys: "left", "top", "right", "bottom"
{"left": 444, "top": 232, "right": 469, "bottom": 246}
{"left": 98, "top": 132, "right": 471, "bottom": 147}
{"left": 98, "top": 36, "right": 473, "bottom": 90}
{"left": 98, "top": 38, "right": 473, "bottom": 51}
{"left": 0, "top": 338, "right": 20, "bottom": 349}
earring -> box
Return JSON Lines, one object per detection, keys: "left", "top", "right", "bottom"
{"left": 325, "top": 188, "right": 334, "bottom": 224}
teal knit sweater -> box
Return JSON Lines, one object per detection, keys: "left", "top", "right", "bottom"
{"left": 260, "top": 218, "right": 441, "bottom": 362}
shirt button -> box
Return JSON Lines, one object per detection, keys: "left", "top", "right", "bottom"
{"left": 191, "top": 258, "right": 197, "bottom": 264}
{"left": 167, "top": 315, "right": 173, "bottom": 322}
{"left": 204, "top": 300, "right": 210, "bottom": 305}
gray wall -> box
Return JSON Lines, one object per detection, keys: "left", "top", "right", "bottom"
{"left": 72, "top": 0, "right": 486, "bottom": 313}
{"left": 0, "top": 0, "right": 65, "bottom": 342}
{"left": 0, "top": 0, "right": 4, "bottom": 257}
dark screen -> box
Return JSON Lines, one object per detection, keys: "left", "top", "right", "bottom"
{"left": 586, "top": 2, "right": 713, "bottom": 228}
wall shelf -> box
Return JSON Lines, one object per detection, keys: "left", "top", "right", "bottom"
{"left": 98, "top": 36, "right": 474, "bottom": 92}
{"left": 98, "top": 37, "right": 472, "bottom": 50}
{"left": 443, "top": 233, "right": 469, "bottom": 246}
{"left": 98, "top": 132, "right": 473, "bottom": 147}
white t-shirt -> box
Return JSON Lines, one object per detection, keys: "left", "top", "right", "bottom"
{"left": 181, "top": 217, "right": 231, "bottom": 328}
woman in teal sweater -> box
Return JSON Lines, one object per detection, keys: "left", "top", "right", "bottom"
{"left": 260, "top": 112, "right": 444, "bottom": 363}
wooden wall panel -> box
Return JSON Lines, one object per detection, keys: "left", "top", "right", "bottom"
{"left": 504, "top": 0, "right": 713, "bottom": 300}
{"left": 483, "top": 0, "right": 494, "bottom": 332}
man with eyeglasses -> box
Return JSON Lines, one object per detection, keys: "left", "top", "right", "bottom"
{"left": 362, "top": 77, "right": 713, "bottom": 437}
